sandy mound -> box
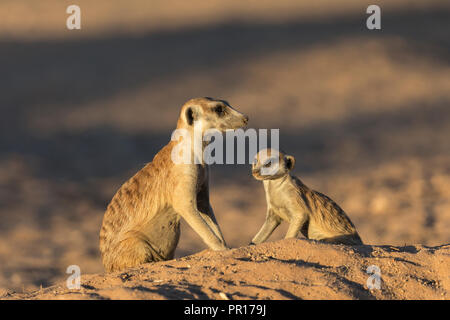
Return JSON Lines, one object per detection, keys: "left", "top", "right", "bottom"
{"left": 3, "top": 239, "right": 448, "bottom": 300}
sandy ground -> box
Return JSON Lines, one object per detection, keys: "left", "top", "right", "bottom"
{"left": 3, "top": 240, "right": 449, "bottom": 300}
{"left": 0, "top": 1, "right": 449, "bottom": 297}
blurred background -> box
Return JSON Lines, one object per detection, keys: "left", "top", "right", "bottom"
{"left": 0, "top": 0, "right": 449, "bottom": 292}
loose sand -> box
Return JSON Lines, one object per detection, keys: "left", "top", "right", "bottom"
{"left": 3, "top": 239, "right": 448, "bottom": 300}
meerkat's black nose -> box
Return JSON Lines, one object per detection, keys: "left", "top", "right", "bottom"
{"left": 243, "top": 115, "right": 249, "bottom": 124}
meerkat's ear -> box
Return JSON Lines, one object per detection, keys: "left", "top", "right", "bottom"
{"left": 184, "top": 106, "right": 198, "bottom": 126}
{"left": 285, "top": 155, "right": 295, "bottom": 171}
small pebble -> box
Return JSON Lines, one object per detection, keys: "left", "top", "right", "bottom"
{"left": 219, "top": 292, "right": 230, "bottom": 300}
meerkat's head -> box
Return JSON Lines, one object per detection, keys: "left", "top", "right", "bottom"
{"left": 177, "top": 97, "right": 248, "bottom": 132}
{"left": 251, "top": 148, "right": 295, "bottom": 181}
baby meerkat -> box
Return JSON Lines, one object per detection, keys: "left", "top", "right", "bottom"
{"left": 250, "top": 148, "right": 362, "bottom": 245}
{"left": 99, "top": 97, "right": 248, "bottom": 272}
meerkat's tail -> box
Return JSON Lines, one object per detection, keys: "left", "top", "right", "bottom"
{"left": 321, "top": 233, "right": 363, "bottom": 245}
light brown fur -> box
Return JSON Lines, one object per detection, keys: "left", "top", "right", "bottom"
{"left": 99, "top": 97, "right": 248, "bottom": 272}
{"left": 251, "top": 148, "right": 363, "bottom": 245}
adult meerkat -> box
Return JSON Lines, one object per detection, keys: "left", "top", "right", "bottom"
{"left": 99, "top": 97, "right": 248, "bottom": 272}
{"left": 250, "top": 148, "right": 362, "bottom": 245}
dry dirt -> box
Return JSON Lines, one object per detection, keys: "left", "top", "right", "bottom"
{"left": 3, "top": 239, "right": 449, "bottom": 300}
{"left": 0, "top": 1, "right": 449, "bottom": 298}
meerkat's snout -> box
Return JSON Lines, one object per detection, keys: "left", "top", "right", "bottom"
{"left": 221, "top": 104, "right": 248, "bottom": 130}
{"left": 243, "top": 114, "right": 249, "bottom": 125}
{"left": 210, "top": 98, "right": 248, "bottom": 130}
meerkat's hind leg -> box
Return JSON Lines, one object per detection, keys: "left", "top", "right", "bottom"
{"left": 104, "top": 232, "right": 164, "bottom": 272}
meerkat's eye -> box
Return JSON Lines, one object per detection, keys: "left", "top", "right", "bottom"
{"left": 214, "top": 105, "right": 225, "bottom": 116}
{"left": 263, "top": 160, "right": 272, "bottom": 168}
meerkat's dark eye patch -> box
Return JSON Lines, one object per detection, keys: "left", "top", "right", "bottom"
{"left": 263, "top": 160, "right": 272, "bottom": 168}
{"left": 214, "top": 105, "right": 225, "bottom": 116}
